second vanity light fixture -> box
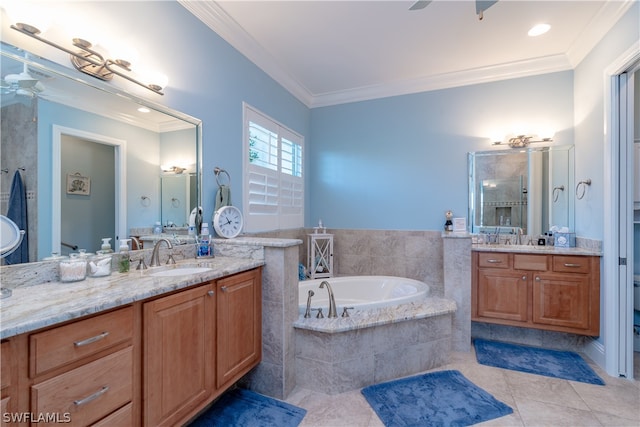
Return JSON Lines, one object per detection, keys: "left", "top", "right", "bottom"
{"left": 11, "top": 22, "right": 166, "bottom": 95}
{"left": 493, "top": 135, "right": 553, "bottom": 148}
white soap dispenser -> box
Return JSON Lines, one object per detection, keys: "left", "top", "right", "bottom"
{"left": 100, "top": 238, "right": 113, "bottom": 254}
{"left": 118, "top": 239, "right": 131, "bottom": 273}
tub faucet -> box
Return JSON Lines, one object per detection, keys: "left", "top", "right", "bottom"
{"left": 150, "top": 238, "right": 174, "bottom": 267}
{"left": 319, "top": 281, "right": 338, "bottom": 318}
{"left": 304, "top": 290, "right": 315, "bottom": 318}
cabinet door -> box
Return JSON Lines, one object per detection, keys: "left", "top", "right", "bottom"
{"left": 532, "top": 273, "right": 590, "bottom": 330}
{"left": 476, "top": 269, "right": 529, "bottom": 322}
{"left": 216, "top": 269, "right": 262, "bottom": 388}
{"left": 143, "top": 284, "right": 215, "bottom": 427}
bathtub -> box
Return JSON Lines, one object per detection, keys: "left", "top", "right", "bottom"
{"left": 298, "top": 275, "right": 429, "bottom": 314}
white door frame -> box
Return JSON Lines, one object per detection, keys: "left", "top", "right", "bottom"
{"left": 52, "top": 125, "right": 127, "bottom": 253}
{"left": 602, "top": 42, "right": 640, "bottom": 378}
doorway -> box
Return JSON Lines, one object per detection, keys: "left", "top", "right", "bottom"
{"left": 52, "top": 125, "right": 126, "bottom": 255}
{"left": 605, "top": 50, "right": 639, "bottom": 380}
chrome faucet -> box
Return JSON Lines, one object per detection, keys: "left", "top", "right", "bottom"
{"left": 150, "top": 238, "right": 174, "bottom": 267}
{"left": 129, "top": 236, "right": 142, "bottom": 250}
{"left": 319, "top": 281, "right": 338, "bottom": 318}
{"left": 516, "top": 228, "right": 524, "bottom": 245}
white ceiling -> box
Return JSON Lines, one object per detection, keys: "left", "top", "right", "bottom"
{"left": 181, "top": 0, "right": 635, "bottom": 108}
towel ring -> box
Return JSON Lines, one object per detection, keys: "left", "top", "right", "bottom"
{"left": 214, "top": 167, "right": 231, "bottom": 187}
{"left": 171, "top": 197, "right": 180, "bottom": 208}
{"left": 140, "top": 196, "right": 151, "bottom": 207}
{"left": 552, "top": 185, "right": 565, "bottom": 202}
{"left": 575, "top": 179, "right": 591, "bottom": 200}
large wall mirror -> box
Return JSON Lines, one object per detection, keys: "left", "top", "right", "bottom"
{"left": 468, "top": 145, "right": 574, "bottom": 237}
{"left": 1, "top": 42, "right": 202, "bottom": 261}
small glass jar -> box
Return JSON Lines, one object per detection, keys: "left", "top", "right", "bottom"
{"left": 59, "top": 253, "right": 87, "bottom": 282}
{"left": 88, "top": 254, "right": 113, "bottom": 278}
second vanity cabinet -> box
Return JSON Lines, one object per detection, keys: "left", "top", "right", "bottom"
{"left": 472, "top": 251, "right": 600, "bottom": 336}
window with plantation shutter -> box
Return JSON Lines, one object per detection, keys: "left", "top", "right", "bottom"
{"left": 243, "top": 103, "right": 304, "bottom": 232}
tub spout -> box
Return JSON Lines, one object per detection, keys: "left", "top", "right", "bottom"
{"left": 319, "top": 280, "right": 338, "bottom": 318}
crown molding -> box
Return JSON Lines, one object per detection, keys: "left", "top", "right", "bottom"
{"left": 565, "top": 0, "right": 636, "bottom": 68}
{"left": 309, "top": 54, "right": 573, "bottom": 108}
{"left": 178, "top": 0, "right": 313, "bottom": 106}
{"left": 180, "top": 0, "right": 633, "bottom": 109}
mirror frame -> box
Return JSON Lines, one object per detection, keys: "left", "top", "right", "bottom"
{"left": 468, "top": 144, "right": 575, "bottom": 236}
{"left": 1, "top": 42, "right": 203, "bottom": 260}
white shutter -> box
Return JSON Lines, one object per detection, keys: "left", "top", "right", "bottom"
{"left": 243, "top": 103, "right": 304, "bottom": 232}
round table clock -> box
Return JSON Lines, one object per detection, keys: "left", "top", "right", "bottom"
{"left": 213, "top": 205, "right": 243, "bottom": 238}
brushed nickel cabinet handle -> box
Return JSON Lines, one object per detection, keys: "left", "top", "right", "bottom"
{"left": 74, "top": 331, "right": 109, "bottom": 347}
{"left": 522, "top": 276, "right": 527, "bottom": 280}
{"left": 487, "top": 259, "right": 502, "bottom": 263}
{"left": 563, "top": 263, "right": 582, "bottom": 268}
{"left": 221, "top": 286, "right": 229, "bottom": 292}
{"left": 74, "top": 386, "right": 109, "bottom": 406}
{"left": 535, "top": 276, "right": 541, "bottom": 281}
{"left": 207, "top": 290, "right": 214, "bottom": 297}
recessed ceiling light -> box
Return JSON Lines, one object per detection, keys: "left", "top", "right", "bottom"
{"left": 137, "top": 107, "right": 150, "bottom": 113}
{"left": 528, "top": 24, "right": 550, "bottom": 37}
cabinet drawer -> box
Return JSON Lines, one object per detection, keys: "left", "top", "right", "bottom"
{"left": 478, "top": 252, "right": 510, "bottom": 269}
{"left": 514, "top": 254, "right": 548, "bottom": 271}
{"left": 90, "top": 402, "right": 133, "bottom": 427}
{"left": 30, "top": 306, "right": 133, "bottom": 377}
{"left": 553, "top": 256, "right": 591, "bottom": 274}
{"left": 1, "top": 341, "right": 10, "bottom": 391}
{"left": 31, "top": 346, "right": 133, "bottom": 427}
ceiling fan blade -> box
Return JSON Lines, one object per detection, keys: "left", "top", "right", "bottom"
{"left": 476, "top": 0, "right": 498, "bottom": 15}
{"left": 409, "top": 0, "right": 432, "bottom": 11}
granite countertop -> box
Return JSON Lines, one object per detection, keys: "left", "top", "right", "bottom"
{"left": 0, "top": 256, "right": 264, "bottom": 339}
{"left": 293, "top": 297, "right": 457, "bottom": 333}
{"left": 472, "top": 243, "right": 601, "bottom": 256}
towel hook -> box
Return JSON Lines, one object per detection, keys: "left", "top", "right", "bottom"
{"left": 214, "top": 167, "right": 231, "bottom": 187}
{"left": 575, "top": 179, "right": 591, "bottom": 200}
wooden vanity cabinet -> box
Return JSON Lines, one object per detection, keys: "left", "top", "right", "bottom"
{"left": 216, "top": 268, "right": 262, "bottom": 389}
{"left": 27, "top": 306, "right": 138, "bottom": 427}
{"left": 143, "top": 281, "right": 216, "bottom": 427}
{"left": 143, "top": 267, "right": 262, "bottom": 427}
{"left": 1, "top": 340, "right": 17, "bottom": 427}
{"left": 472, "top": 251, "right": 600, "bottom": 336}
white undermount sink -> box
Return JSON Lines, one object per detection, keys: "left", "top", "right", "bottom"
{"left": 149, "top": 267, "right": 213, "bottom": 277}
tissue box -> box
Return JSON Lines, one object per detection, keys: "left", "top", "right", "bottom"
{"left": 554, "top": 232, "right": 575, "bottom": 248}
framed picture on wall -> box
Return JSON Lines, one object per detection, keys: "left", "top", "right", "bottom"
{"left": 66, "top": 172, "right": 90, "bottom": 195}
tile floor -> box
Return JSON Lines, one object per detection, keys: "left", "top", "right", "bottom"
{"left": 285, "top": 350, "right": 640, "bottom": 427}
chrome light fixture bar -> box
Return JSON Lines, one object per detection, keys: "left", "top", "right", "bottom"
{"left": 493, "top": 135, "right": 553, "bottom": 148}
{"left": 11, "top": 23, "right": 164, "bottom": 95}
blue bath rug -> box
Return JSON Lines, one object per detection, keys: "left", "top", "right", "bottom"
{"left": 189, "top": 388, "right": 306, "bottom": 427}
{"left": 361, "top": 370, "right": 513, "bottom": 427}
{"left": 474, "top": 339, "right": 605, "bottom": 385}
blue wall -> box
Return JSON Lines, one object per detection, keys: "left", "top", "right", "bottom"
{"left": 309, "top": 72, "right": 574, "bottom": 230}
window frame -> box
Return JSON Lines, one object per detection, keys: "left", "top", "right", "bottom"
{"left": 242, "top": 103, "right": 304, "bottom": 232}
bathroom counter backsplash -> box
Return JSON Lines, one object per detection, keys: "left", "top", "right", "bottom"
{"left": 0, "top": 256, "right": 264, "bottom": 339}
{"left": 472, "top": 236, "right": 602, "bottom": 256}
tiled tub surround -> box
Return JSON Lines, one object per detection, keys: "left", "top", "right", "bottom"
{"left": 293, "top": 298, "right": 456, "bottom": 394}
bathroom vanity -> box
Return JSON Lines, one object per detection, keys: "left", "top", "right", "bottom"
{"left": 472, "top": 245, "right": 601, "bottom": 336}
{"left": 0, "top": 258, "right": 262, "bottom": 427}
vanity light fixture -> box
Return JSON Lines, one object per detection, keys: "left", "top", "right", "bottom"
{"left": 493, "top": 135, "right": 553, "bottom": 148}
{"left": 162, "top": 166, "right": 186, "bottom": 174}
{"left": 10, "top": 22, "right": 166, "bottom": 95}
